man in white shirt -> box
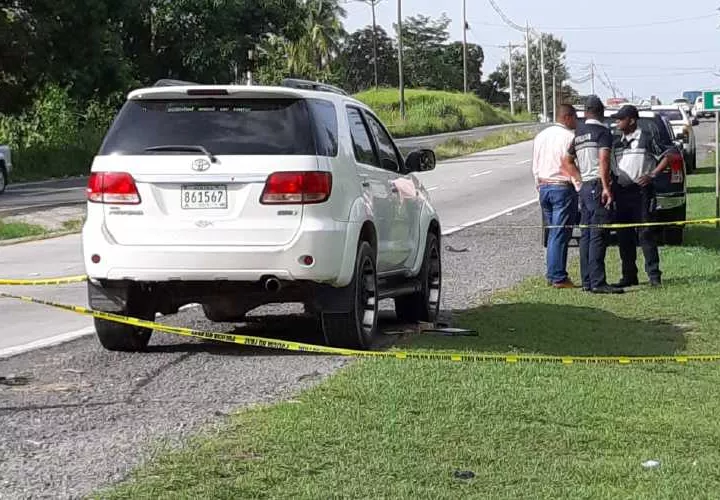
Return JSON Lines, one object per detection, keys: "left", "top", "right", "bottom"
{"left": 532, "top": 104, "right": 581, "bottom": 288}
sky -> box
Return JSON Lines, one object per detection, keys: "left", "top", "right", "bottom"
{"left": 341, "top": 0, "right": 720, "bottom": 103}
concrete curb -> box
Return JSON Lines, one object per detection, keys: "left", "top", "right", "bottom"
{"left": 0, "top": 229, "right": 81, "bottom": 246}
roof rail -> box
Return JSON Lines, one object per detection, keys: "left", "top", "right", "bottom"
{"left": 153, "top": 79, "right": 201, "bottom": 87}
{"left": 280, "top": 78, "right": 348, "bottom": 96}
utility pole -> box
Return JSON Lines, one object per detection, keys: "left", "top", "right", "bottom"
{"left": 397, "top": 0, "right": 405, "bottom": 119}
{"left": 462, "top": 0, "right": 468, "bottom": 93}
{"left": 353, "top": 0, "right": 383, "bottom": 89}
{"left": 553, "top": 63, "right": 562, "bottom": 121}
{"left": 590, "top": 60, "right": 595, "bottom": 95}
{"left": 508, "top": 43, "right": 515, "bottom": 115}
{"left": 525, "top": 21, "right": 532, "bottom": 115}
{"left": 539, "top": 32, "right": 547, "bottom": 122}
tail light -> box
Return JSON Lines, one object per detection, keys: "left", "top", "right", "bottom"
{"left": 87, "top": 172, "right": 141, "bottom": 204}
{"left": 260, "top": 172, "right": 332, "bottom": 204}
{"left": 668, "top": 152, "right": 684, "bottom": 184}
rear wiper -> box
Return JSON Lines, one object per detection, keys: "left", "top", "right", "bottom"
{"left": 144, "top": 144, "right": 217, "bottom": 163}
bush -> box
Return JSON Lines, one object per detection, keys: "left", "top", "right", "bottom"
{"left": 354, "top": 88, "right": 535, "bottom": 138}
{"left": 0, "top": 84, "right": 118, "bottom": 182}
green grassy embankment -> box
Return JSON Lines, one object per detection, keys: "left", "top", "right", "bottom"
{"left": 355, "top": 88, "right": 534, "bottom": 138}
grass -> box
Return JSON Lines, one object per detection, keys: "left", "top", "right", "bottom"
{"left": 0, "top": 217, "right": 84, "bottom": 241}
{"left": 355, "top": 88, "right": 535, "bottom": 138}
{"left": 434, "top": 129, "right": 536, "bottom": 161}
{"left": 0, "top": 220, "right": 47, "bottom": 240}
{"left": 97, "top": 160, "right": 720, "bottom": 497}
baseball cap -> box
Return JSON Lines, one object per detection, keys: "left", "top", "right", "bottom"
{"left": 585, "top": 95, "right": 604, "bottom": 112}
{"left": 611, "top": 105, "right": 639, "bottom": 120}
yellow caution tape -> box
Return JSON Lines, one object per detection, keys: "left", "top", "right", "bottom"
{"left": 2, "top": 291, "right": 719, "bottom": 365}
{"left": 0, "top": 275, "right": 88, "bottom": 286}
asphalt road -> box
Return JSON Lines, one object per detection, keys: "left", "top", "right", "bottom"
{"left": 0, "top": 122, "right": 541, "bottom": 216}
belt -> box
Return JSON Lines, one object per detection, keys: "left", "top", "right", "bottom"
{"left": 538, "top": 178, "right": 573, "bottom": 186}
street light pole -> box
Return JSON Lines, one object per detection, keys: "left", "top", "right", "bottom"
{"left": 525, "top": 21, "right": 532, "bottom": 115}
{"left": 371, "top": 0, "right": 379, "bottom": 88}
{"left": 539, "top": 32, "right": 547, "bottom": 122}
{"left": 508, "top": 43, "right": 515, "bottom": 115}
{"left": 462, "top": 0, "right": 468, "bottom": 93}
{"left": 397, "top": 0, "right": 405, "bottom": 119}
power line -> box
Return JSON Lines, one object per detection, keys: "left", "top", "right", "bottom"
{"left": 486, "top": 0, "right": 525, "bottom": 32}
{"left": 569, "top": 49, "right": 720, "bottom": 55}
{"left": 472, "top": 13, "right": 712, "bottom": 32}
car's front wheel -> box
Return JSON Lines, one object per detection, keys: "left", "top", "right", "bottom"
{"left": 0, "top": 164, "right": 7, "bottom": 194}
{"left": 395, "top": 231, "right": 442, "bottom": 324}
{"left": 322, "top": 240, "right": 378, "bottom": 350}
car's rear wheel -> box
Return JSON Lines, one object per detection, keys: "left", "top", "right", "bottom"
{"left": 322, "top": 240, "right": 378, "bottom": 350}
{"left": 394, "top": 231, "right": 441, "bottom": 324}
{"left": 0, "top": 164, "right": 7, "bottom": 194}
{"left": 95, "top": 300, "right": 155, "bottom": 352}
{"left": 659, "top": 205, "right": 686, "bottom": 246}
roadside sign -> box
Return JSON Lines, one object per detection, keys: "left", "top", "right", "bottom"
{"left": 703, "top": 91, "right": 720, "bottom": 111}
{"left": 708, "top": 90, "right": 720, "bottom": 227}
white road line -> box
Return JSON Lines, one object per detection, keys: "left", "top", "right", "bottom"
{"left": 516, "top": 159, "right": 532, "bottom": 165}
{"left": 0, "top": 303, "right": 201, "bottom": 359}
{"left": 0, "top": 327, "right": 96, "bottom": 360}
{"left": 442, "top": 198, "right": 539, "bottom": 236}
{"left": 427, "top": 186, "right": 439, "bottom": 192}
{"left": 470, "top": 170, "right": 492, "bottom": 178}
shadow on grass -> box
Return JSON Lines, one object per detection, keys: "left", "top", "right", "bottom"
{"left": 684, "top": 224, "right": 720, "bottom": 250}
{"left": 405, "top": 303, "right": 688, "bottom": 357}
{"left": 687, "top": 185, "right": 718, "bottom": 194}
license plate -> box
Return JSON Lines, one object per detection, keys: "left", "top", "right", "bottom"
{"left": 671, "top": 171, "right": 683, "bottom": 184}
{"left": 181, "top": 185, "right": 228, "bottom": 209}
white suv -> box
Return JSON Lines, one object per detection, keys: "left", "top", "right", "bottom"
{"left": 82, "top": 79, "right": 442, "bottom": 352}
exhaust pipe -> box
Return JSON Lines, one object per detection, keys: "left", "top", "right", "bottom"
{"left": 263, "top": 277, "right": 281, "bottom": 293}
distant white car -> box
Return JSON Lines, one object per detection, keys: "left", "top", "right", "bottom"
{"left": 82, "top": 78, "right": 442, "bottom": 352}
{"left": 693, "top": 96, "right": 713, "bottom": 119}
{"left": 652, "top": 104, "right": 697, "bottom": 172}
{"left": 0, "top": 144, "right": 12, "bottom": 194}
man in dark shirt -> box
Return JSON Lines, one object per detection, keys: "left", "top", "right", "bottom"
{"left": 611, "top": 104, "right": 667, "bottom": 287}
{"left": 567, "top": 96, "right": 624, "bottom": 294}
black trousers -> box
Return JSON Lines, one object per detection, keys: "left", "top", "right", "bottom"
{"left": 579, "top": 179, "right": 612, "bottom": 289}
{"left": 614, "top": 183, "right": 661, "bottom": 281}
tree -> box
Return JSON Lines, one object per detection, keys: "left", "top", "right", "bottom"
{"left": 438, "top": 42, "right": 484, "bottom": 92}
{"left": 336, "top": 26, "right": 397, "bottom": 93}
{"left": 395, "top": 14, "right": 451, "bottom": 89}
{"left": 486, "top": 32, "right": 574, "bottom": 114}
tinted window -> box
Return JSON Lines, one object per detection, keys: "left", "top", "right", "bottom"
{"left": 99, "top": 98, "right": 317, "bottom": 156}
{"left": 307, "top": 99, "right": 339, "bottom": 157}
{"left": 655, "top": 109, "right": 683, "bottom": 121}
{"left": 346, "top": 108, "right": 379, "bottom": 166}
{"left": 364, "top": 112, "right": 403, "bottom": 172}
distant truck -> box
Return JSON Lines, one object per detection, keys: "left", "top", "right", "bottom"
{"left": 693, "top": 95, "right": 714, "bottom": 119}
{"left": 0, "top": 144, "right": 11, "bottom": 194}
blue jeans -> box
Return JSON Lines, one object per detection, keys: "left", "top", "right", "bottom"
{"left": 540, "top": 184, "right": 578, "bottom": 283}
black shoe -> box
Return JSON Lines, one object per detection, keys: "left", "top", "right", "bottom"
{"left": 649, "top": 278, "right": 662, "bottom": 287}
{"left": 612, "top": 277, "right": 639, "bottom": 288}
{"left": 591, "top": 285, "right": 625, "bottom": 294}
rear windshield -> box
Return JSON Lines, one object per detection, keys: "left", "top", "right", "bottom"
{"left": 99, "top": 97, "right": 338, "bottom": 156}
{"left": 654, "top": 109, "right": 683, "bottom": 121}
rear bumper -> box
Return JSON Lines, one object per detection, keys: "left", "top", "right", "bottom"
{"left": 656, "top": 192, "right": 686, "bottom": 211}
{"left": 83, "top": 219, "right": 361, "bottom": 287}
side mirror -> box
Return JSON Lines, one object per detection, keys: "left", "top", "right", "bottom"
{"left": 405, "top": 149, "right": 436, "bottom": 173}
{"left": 692, "top": 118, "right": 699, "bottom": 126}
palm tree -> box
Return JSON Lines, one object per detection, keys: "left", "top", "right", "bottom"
{"left": 287, "top": 0, "right": 346, "bottom": 80}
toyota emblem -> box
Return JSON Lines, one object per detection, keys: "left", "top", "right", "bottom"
{"left": 192, "top": 159, "right": 211, "bottom": 172}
